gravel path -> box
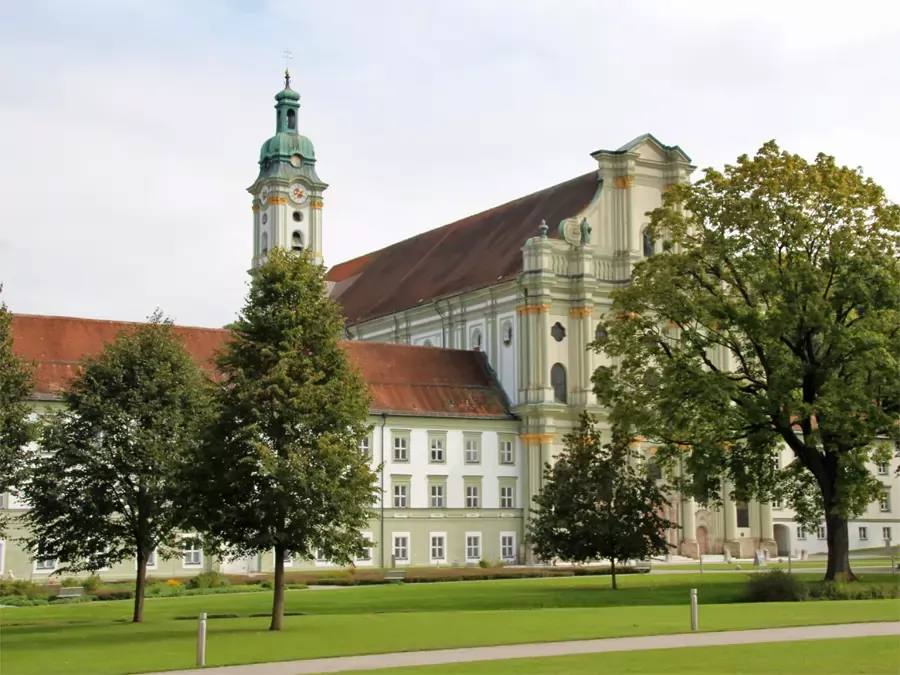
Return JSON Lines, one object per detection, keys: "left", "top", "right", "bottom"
{"left": 148, "top": 621, "right": 900, "bottom": 675}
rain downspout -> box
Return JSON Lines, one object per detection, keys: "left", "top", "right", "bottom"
{"left": 380, "top": 412, "right": 388, "bottom": 568}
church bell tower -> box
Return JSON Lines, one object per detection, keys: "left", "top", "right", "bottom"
{"left": 249, "top": 70, "right": 328, "bottom": 270}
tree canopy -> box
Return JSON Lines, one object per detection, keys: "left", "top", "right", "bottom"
{"left": 0, "top": 287, "right": 35, "bottom": 537}
{"left": 529, "top": 413, "right": 675, "bottom": 589}
{"left": 188, "top": 248, "right": 376, "bottom": 630}
{"left": 593, "top": 141, "right": 900, "bottom": 580}
{"left": 21, "top": 311, "right": 211, "bottom": 622}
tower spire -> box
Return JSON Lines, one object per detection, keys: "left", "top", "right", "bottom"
{"left": 282, "top": 48, "right": 293, "bottom": 89}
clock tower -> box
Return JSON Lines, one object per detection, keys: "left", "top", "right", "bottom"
{"left": 249, "top": 70, "right": 327, "bottom": 270}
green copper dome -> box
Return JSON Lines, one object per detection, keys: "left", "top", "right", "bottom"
{"left": 259, "top": 70, "right": 315, "bottom": 165}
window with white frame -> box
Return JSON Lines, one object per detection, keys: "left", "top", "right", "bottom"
{"left": 393, "top": 535, "right": 409, "bottom": 562}
{"left": 430, "top": 436, "right": 445, "bottom": 463}
{"left": 796, "top": 526, "right": 806, "bottom": 540}
{"left": 356, "top": 535, "right": 373, "bottom": 563}
{"left": 359, "top": 436, "right": 371, "bottom": 459}
{"left": 883, "top": 526, "right": 893, "bottom": 542}
{"left": 393, "top": 436, "right": 408, "bottom": 462}
{"left": 465, "top": 437, "right": 480, "bottom": 464}
{"left": 817, "top": 525, "right": 826, "bottom": 540}
{"left": 393, "top": 484, "right": 408, "bottom": 508}
{"left": 465, "top": 485, "right": 480, "bottom": 508}
{"left": 859, "top": 526, "right": 868, "bottom": 541}
{"left": 182, "top": 538, "right": 202, "bottom": 567}
{"left": 466, "top": 534, "right": 481, "bottom": 560}
{"left": 430, "top": 534, "right": 445, "bottom": 562}
{"left": 316, "top": 549, "right": 329, "bottom": 562}
{"left": 146, "top": 549, "right": 157, "bottom": 568}
{"left": 34, "top": 557, "right": 57, "bottom": 572}
{"left": 430, "top": 483, "right": 445, "bottom": 508}
{"left": 283, "top": 549, "right": 293, "bottom": 567}
{"left": 500, "top": 534, "right": 516, "bottom": 561}
{"left": 879, "top": 489, "right": 891, "bottom": 512}
{"left": 500, "top": 485, "right": 514, "bottom": 509}
{"left": 773, "top": 499, "right": 783, "bottom": 509}
{"left": 877, "top": 462, "right": 889, "bottom": 475}
{"left": 499, "top": 439, "right": 514, "bottom": 465}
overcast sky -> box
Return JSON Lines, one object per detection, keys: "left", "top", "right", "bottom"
{"left": 1, "top": 1, "right": 898, "bottom": 328}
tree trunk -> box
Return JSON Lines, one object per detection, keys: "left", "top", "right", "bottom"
{"left": 270, "top": 544, "right": 285, "bottom": 631}
{"left": 824, "top": 509, "right": 856, "bottom": 582}
{"left": 133, "top": 549, "right": 147, "bottom": 623}
{"left": 610, "top": 557, "right": 617, "bottom": 590}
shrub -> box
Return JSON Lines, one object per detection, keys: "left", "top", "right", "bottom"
{"left": 746, "top": 570, "right": 808, "bottom": 602}
{"left": 90, "top": 588, "right": 134, "bottom": 601}
{"left": 186, "top": 571, "right": 230, "bottom": 589}
{"left": 166, "top": 579, "right": 182, "bottom": 587}
{"left": 0, "top": 595, "right": 50, "bottom": 607}
{"left": 260, "top": 580, "right": 273, "bottom": 589}
{"left": 82, "top": 575, "right": 103, "bottom": 592}
{"left": 59, "top": 577, "right": 81, "bottom": 588}
{"left": 478, "top": 558, "right": 491, "bottom": 569}
{"left": 0, "top": 580, "right": 46, "bottom": 599}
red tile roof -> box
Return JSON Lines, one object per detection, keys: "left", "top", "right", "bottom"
{"left": 326, "top": 171, "right": 600, "bottom": 323}
{"left": 11, "top": 315, "right": 513, "bottom": 419}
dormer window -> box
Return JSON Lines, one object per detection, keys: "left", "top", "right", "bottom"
{"left": 287, "top": 109, "right": 296, "bottom": 130}
{"left": 291, "top": 231, "right": 304, "bottom": 252}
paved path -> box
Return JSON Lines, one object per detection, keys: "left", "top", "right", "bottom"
{"left": 152, "top": 621, "right": 900, "bottom": 675}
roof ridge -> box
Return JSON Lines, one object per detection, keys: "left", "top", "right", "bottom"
{"left": 14, "top": 313, "right": 229, "bottom": 334}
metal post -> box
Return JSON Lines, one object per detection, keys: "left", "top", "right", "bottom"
{"left": 197, "top": 612, "right": 207, "bottom": 667}
{"left": 892, "top": 556, "right": 895, "bottom": 575}
{"left": 699, "top": 554, "right": 703, "bottom": 573}
{"left": 788, "top": 553, "right": 792, "bottom": 574}
{"left": 690, "top": 588, "right": 699, "bottom": 631}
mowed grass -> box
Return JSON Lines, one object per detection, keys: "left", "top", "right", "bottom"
{"left": 2, "top": 573, "right": 899, "bottom": 675}
{"left": 347, "top": 636, "right": 900, "bottom": 675}
{"left": 661, "top": 558, "right": 895, "bottom": 571}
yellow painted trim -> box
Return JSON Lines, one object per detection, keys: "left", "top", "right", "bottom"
{"left": 310, "top": 200, "right": 324, "bottom": 209}
{"left": 268, "top": 197, "right": 288, "bottom": 205}
{"left": 520, "top": 433, "right": 555, "bottom": 444}
{"left": 664, "top": 183, "right": 677, "bottom": 191}
{"left": 252, "top": 204, "right": 259, "bottom": 212}
{"left": 515, "top": 304, "right": 551, "bottom": 315}
{"left": 614, "top": 175, "right": 635, "bottom": 189}
{"left": 568, "top": 307, "right": 594, "bottom": 318}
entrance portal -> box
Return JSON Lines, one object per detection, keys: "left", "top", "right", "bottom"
{"left": 774, "top": 523, "right": 791, "bottom": 556}
{"left": 696, "top": 525, "right": 709, "bottom": 555}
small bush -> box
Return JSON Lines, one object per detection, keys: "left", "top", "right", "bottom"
{"left": 186, "top": 571, "right": 230, "bottom": 589}
{"left": 478, "top": 558, "right": 490, "bottom": 569}
{"left": 0, "top": 595, "right": 50, "bottom": 607}
{"left": 0, "top": 580, "right": 46, "bottom": 599}
{"left": 59, "top": 577, "right": 81, "bottom": 588}
{"left": 260, "top": 580, "right": 273, "bottom": 589}
{"left": 746, "top": 570, "right": 808, "bottom": 602}
{"left": 82, "top": 575, "right": 103, "bottom": 592}
{"left": 90, "top": 588, "right": 134, "bottom": 601}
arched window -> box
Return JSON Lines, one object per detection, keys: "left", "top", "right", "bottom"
{"left": 261, "top": 231, "right": 268, "bottom": 255}
{"left": 642, "top": 228, "right": 655, "bottom": 257}
{"left": 736, "top": 501, "right": 750, "bottom": 528}
{"left": 501, "top": 321, "right": 513, "bottom": 347}
{"left": 470, "top": 328, "right": 483, "bottom": 351}
{"left": 291, "top": 231, "right": 304, "bottom": 252}
{"left": 647, "top": 457, "right": 662, "bottom": 481}
{"left": 550, "top": 363, "right": 567, "bottom": 403}
{"left": 286, "top": 109, "right": 296, "bottom": 130}
{"left": 595, "top": 325, "right": 608, "bottom": 342}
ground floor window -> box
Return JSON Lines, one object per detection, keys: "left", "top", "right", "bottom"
{"left": 859, "top": 526, "right": 868, "bottom": 541}
{"left": 883, "top": 527, "right": 893, "bottom": 542}
{"left": 34, "top": 557, "right": 57, "bottom": 573}
{"left": 466, "top": 534, "right": 481, "bottom": 561}
{"left": 817, "top": 525, "right": 826, "bottom": 540}
{"left": 430, "top": 535, "right": 445, "bottom": 562}
{"left": 393, "top": 535, "right": 409, "bottom": 562}
{"left": 796, "top": 526, "right": 806, "bottom": 540}
{"left": 182, "top": 538, "right": 202, "bottom": 567}
{"left": 501, "top": 534, "right": 516, "bottom": 561}
{"left": 356, "top": 534, "right": 373, "bottom": 563}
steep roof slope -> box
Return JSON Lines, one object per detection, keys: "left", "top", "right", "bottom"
{"left": 11, "top": 314, "right": 513, "bottom": 419}
{"left": 327, "top": 171, "right": 600, "bottom": 323}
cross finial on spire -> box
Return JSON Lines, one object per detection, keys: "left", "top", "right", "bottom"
{"left": 283, "top": 49, "right": 293, "bottom": 87}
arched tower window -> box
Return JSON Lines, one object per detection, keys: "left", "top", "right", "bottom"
{"left": 642, "top": 228, "right": 655, "bottom": 257}
{"left": 261, "top": 231, "right": 269, "bottom": 255}
{"left": 291, "top": 231, "right": 304, "bottom": 252}
{"left": 470, "top": 327, "right": 483, "bottom": 351}
{"left": 550, "top": 363, "right": 567, "bottom": 403}
{"left": 287, "top": 109, "right": 296, "bottom": 130}
{"left": 501, "top": 321, "right": 513, "bottom": 347}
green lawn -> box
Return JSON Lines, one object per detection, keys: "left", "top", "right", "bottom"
{"left": 2, "top": 573, "right": 899, "bottom": 675}
{"left": 347, "top": 636, "right": 900, "bottom": 675}
{"left": 662, "top": 558, "right": 895, "bottom": 571}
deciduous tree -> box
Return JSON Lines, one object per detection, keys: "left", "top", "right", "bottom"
{"left": 189, "top": 248, "right": 376, "bottom": 631}
{"left": 593, "top": 142, "right": 900, "bottom": 580}
{"left": 529, "top": 413, "right": 675, "bottom": 589}
{"left": 21, "top": 312, "right": 211, "bottom": 622}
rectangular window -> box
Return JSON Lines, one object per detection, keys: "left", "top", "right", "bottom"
{"left": 430, "top": 483, "right": 445, "bottom": 508}
{"left": 736, "top": 501, "right": 750, "bottom": 528}
{"left": 501, "top": 534, "right": 516, "bottom": 561}
{"left": 429, "top": 436, "right": 445, "bottom": 463}
{"left": 499, "top": 438, "right": 514, "bottom": 465}
{"left": 466, "top": 534, "right": 481, "bottom": 560}
{"left": 772, "top": 500, "right": 783, "bottom": 509}
{"left": 500, "top": 485, "right": 514, "bottom": 509}
{"left": 877, "top": 462, "right": 889, "bottom": 475}
{"left": 879, "top": 490, "right": 891, "bottom": 512}
{"left": 283, "top": 549, "right": 294, "bottom": 568}
{"left": 430, "top": 534, "right": 445, "bottom": 562}
{"left": 316, "top": 549, "right": 328, "bottom": 562}
{"left": 35, "top": 558, "right": 57, "bottom": 572}
{"left": 464, "top": 436, "right": 481, "bottom": 464}
{"left": 393, "top": 535, "right": 409, "bottom": 562}
{"left": 393, "top": 484, "right": 408, "bottom": 508}
{"left": 182, "top": 538, "right": 202, "bottom": 567}
{"left": 356, "top": 534, "right": 373, "bottom": 563}
{"left": 883, "top": 527, "right": 893, "bottom": 542}
{"left": 859, "top": 526, "right": 868, "bottom": 541}
{"left": 136, "top": 549, "right": 158, "bottom": 570}
{"left": 465, "top": 485, "right": 480, "bottom": 508}
{"left": 796, "top": 526, "right": 806, "bottom": 540}
{"left": 359, "top": 435, "right": 371, "bottom": 459}
{"left": 393, "top": 435, "right": 408, "bottom": 462}
{"left": 817, "top": 525, "right": 826, "bottom": 540}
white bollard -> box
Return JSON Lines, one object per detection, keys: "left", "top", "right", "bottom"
{"left": 197, "top": 612, "right": 207, "bottom": 667}
{"left": 690, "top": 588, "right": 699, "bottom": 631}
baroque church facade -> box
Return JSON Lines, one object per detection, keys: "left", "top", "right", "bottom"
{"left": 1, "top": 75, "right": 896, "bottom": 580}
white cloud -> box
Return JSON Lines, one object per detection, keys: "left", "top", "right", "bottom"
{"left": 0, "top": 0, "right": 897, "bottom": 327}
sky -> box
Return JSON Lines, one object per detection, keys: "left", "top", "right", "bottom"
{"left": 1, "top": 0, "right": 898, "bottom": 328}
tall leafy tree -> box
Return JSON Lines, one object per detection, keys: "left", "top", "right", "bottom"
{"left": 593, "top": 142, "right": 900, "bottom": 580}
{"left": 529, "top": 413, "right": 676, "bottom": 589}
{"left": 0, "top": 286, "right": 35, "bottom": 537}
{"left": 21, "top": 312, "right": 211, "bottom": 622}
{"left": 190, "top": 248, "right": 376, "bottom": 631}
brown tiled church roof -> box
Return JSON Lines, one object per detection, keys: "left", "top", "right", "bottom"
{"left": 326, "top": 171, "right": 600, "bottom": 324}
{"left": 11, "top": 315, "right": 513, "bottom": 419}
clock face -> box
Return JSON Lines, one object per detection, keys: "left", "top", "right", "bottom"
{"left": 290, "top": 154, "right": 302, "bottom": 167}
{"left": 289, "top": 183, "right": 308, "bottom": 205}
{"left": 258, "top": 187, "right": 269, "bottom": 206}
